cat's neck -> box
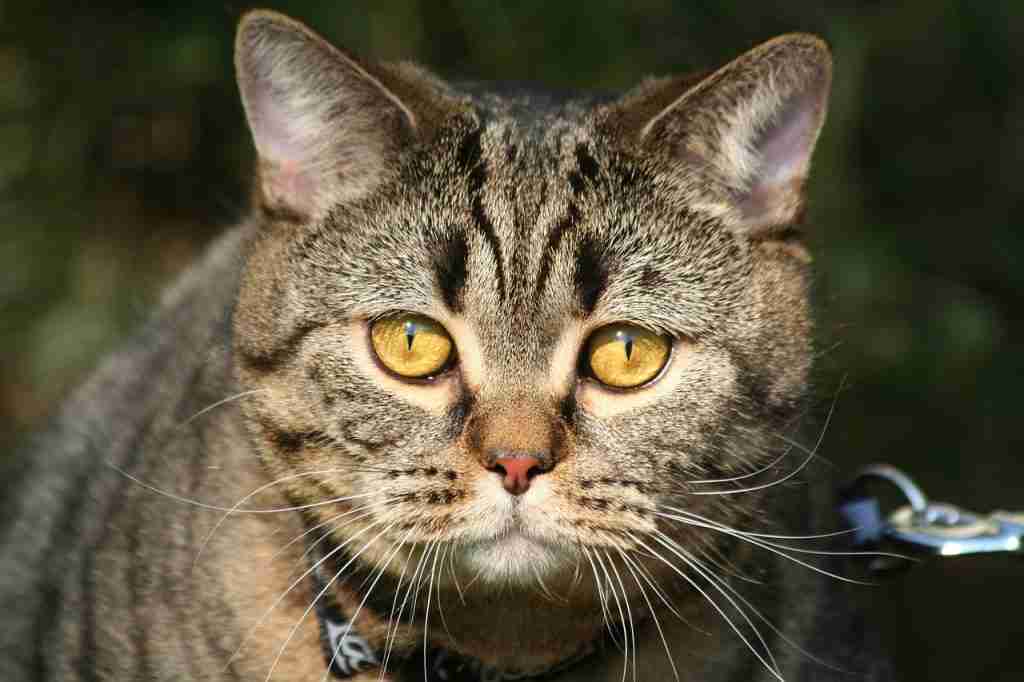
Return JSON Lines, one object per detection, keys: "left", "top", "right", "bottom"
{"left": 325, "top": 559, "right": 613, "bottom": 674}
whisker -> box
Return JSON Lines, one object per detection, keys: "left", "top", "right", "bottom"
{"left": 292, "top": 503, "right": 403, "bottom": 593}
{"left": 434, "top": 545, "right": 457, "bottom": 641}
{"left": 422, "top": 540, "right": 444, "bottom": 681}
{"left": 193, "top": 470, "right": 379, "bottom": 566}
{"left": 699, "top": 528, "right": 860, "bottom": 542}
{"left": 274, "top": 500, "right": 396, "bottom": 567}
{"left": 111, "top": 464, "right": 367, "bottom": 514}
{"left": 321, "top": 525, "right": 415, "bottom": 682}
{"left": 266, "top": 520, "right": 398, "bottom": 682}
{"left": 446, "top": 541, "right": 466, "bottom": 606}
{"left": 683, "top": 546, "right": 854, "bottom": 676}
{"left": 688, "top": 444, "right": 794, "bottom": 485}
{"left": 224, "top": 517, "right": 386, "bottom": 675}
{"left": 625, "top": 532, "right": 783, "bottom": 682}
{"left": 531, "top": 561, "right": 567, "bottom": 605}
{"left": 602, "top": 549, "right": 637, "bottom": 682}
{"left": 654, "top": 532, "right": 780, "bottom": 674}
{"left": 617, "top": 548, "right": 680, "bottom": 682}
{"left": 283, "top": 507, "right": 385, "bottom": 586}
{"left": 570, "top": 547, "right": 585, "bottom": 593}
{"left": 384, "top": 540, "right": 435, "bottom": 675}
{"left": 406, "top": 541, "right": 437, "bottom": 647}
{"left": 379, "top": 529, "right": 421, "bottom": 680}
{"left": 813, "top": 339, "right": 844, "bottom": 360}
{"left": 693, "top": 543, "right": 764, "bottom": 585}
{"left": 687, "top": 437, "right": 818, "bottom": 497}
{"left": 657, "top": 509, "right": 909, "bottom": 576}
{"left": 179, "top": 388, "right": 269, "bottom": 426}
{"left": 657, "top": 512, "right": 872, "bottom": 585}
{"left": 689, "top": 380, "right": 840, "bottom": 496}
{"left": 580, "top": 546, "right": 616, "bottom": 647}
{"left": 593, "top": 549, "right": 629, "bottom": 667}
{"left": 461, "top": 559, "right": 487, "bottom": 593}
{"left": 618, "top": 547, "right": 692, "bottom": 627}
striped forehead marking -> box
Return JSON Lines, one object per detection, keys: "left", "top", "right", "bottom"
{"left": 435, "top": 119, "right": 609, "bottom": 319}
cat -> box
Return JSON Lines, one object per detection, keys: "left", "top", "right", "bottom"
{"left": 0, "top": 8, "right": 893, "bottom": 681}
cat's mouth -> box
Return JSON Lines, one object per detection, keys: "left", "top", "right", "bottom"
{"left": 458, "top": 526, "right": 573, "bottom": 585}
{"left": 447, "top": 480, "right": 590, "bottom": 584}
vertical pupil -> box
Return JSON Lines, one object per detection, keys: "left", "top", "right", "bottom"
{"left": 616, "top": 329, "right": 634, "bottom": 361}
{"left": 403, "top": 320, "right": 417, "bottom": 351}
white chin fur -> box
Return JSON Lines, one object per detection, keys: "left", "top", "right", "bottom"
{"left": 454, "top": 477, "right": 576, "bottom": 585}
{"left": 460, "top": 531, "right": 572, "bottom": 585}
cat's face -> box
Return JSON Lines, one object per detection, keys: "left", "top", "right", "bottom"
{"left": 232, "top": 11, "right": 828, "bottom": 593}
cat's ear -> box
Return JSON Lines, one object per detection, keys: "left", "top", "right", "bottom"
{"left": 235, "top": 10, "right": 454, "bottom": 219}
{"left": 606, "top": 34, "right": 831, "bottom": 236}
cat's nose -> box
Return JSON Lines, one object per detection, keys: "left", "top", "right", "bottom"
{"left": 488, "top": 452, "right": 551, "bottom": 495}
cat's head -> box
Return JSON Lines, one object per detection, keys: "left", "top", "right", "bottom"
{"left": 231, "top": 9, "right": 829, "bottom": 598}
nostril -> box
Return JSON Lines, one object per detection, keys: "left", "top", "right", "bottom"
{"left": 490, "top": 455, "right": 545, "bottom": 495}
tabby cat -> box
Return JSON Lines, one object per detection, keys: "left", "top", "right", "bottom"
{"left": 0, "top": 9, "right": 892, "bottom": 681}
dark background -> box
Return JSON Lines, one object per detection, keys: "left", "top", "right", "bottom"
{"left": 1, "top": 2, "right": 1021, "bottom": 680}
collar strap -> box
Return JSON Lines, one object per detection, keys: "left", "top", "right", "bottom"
{"left": 307, "top": 547, "right": 606, "bottom": 681}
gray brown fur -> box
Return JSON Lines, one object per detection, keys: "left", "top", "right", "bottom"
{"left": 0, "top": 9, "right": 891, "bottom": 681}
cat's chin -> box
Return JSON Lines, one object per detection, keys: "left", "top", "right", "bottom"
{"left": 448, "top": 477, "right": 582, "bottom": 585}
{"left": 458, "top": 529, "right": 575, "bottom": 586}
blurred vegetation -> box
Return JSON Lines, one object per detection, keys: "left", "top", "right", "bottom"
{"left": 1, "top": 1, "right": 1021, "bottom": 680}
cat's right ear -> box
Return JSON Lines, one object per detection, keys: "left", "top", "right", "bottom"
{"left": 235, "top": 11, "right": 452, "bottom": 220}
{"left": 604, "top": 34, "right": 832, "bottom": 238}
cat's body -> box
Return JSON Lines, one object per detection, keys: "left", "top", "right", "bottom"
{"left": 1, "top": 11, "right": 892, "bottom": 681}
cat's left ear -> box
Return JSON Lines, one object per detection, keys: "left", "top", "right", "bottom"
{"left": 605, "top": 34, "right": 832, "bottom": 236}
{"left": 234, "top": 10, "right": 459, "bottom": 220}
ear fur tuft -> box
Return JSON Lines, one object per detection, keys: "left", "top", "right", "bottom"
{"left": 235, "top": 10, "right": 450, "bottom": 219}
{"left": 607, "top": 34, "right": 832, "bottom": 235}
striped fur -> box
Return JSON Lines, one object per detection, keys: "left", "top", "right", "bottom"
{"left": 0, "top": 10, "right": 892, "bottom": 682}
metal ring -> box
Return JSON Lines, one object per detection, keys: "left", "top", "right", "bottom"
{"left": 854, "top": 464, "right": 929, "bottom": 513}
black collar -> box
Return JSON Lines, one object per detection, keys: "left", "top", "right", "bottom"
{"left": 307, "top": 547, "right": 607, "bottom": 681}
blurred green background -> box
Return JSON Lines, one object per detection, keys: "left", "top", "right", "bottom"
{"left": 1, "top": 1, "right": 1021, "bottom": 680}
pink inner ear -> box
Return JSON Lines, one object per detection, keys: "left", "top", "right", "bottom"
{"left": 247, "top": 77, "right": 305, "bottom": 167}
{"left": 755, "top": 91, "right": 819, "bottom": 193}
{"left": 245, "top": 77, "right": 319, "bottom": 210}
{"left": 737, "top": 90, "right": 822, "bottom": 229}
{"left": 266, "top": 157, "right": 316, "bottom": 208}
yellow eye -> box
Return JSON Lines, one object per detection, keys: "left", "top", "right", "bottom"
{"left": 586, "top": 323, "right": 670, "bottom": 389}
{"left": 370, "top": 314, "right": 454, "bottom": 379}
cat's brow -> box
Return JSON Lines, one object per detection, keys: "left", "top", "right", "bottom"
{"left": 573, "top": 235, "right": 609, "bottom": 316}
{"left": 535, "top": 143, "right": 602, "bottom": 300}
{"left": 457, "top": 127, "right": 507, "bottom": 302}
{"left": 433, "top": 230, "right": 469, "bottom": 313}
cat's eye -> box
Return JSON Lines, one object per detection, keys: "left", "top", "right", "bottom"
{"left": 585, "top": 323, "right": 670, "bottom": 389}
{"left": 370, "top": 314, "right": 454, "bottom": 379}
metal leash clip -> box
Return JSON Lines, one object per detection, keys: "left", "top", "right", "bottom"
{"left": 839, "top": 464, "right": 1024, "bottom": 572}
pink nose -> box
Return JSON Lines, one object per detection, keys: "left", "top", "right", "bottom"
{"left": 491, "top": 456, "right": 543, "bottom": 495}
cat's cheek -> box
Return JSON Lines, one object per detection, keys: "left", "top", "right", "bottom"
{"left": 465, "top": 468, "right": 517, "bottom": 525}
{"left": 342, "top": 320, "right": 458, "bottom": 415}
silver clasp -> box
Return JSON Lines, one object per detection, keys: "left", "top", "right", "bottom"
{"left": 842, "top": 464, "right": 1024, "bottom": 561}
